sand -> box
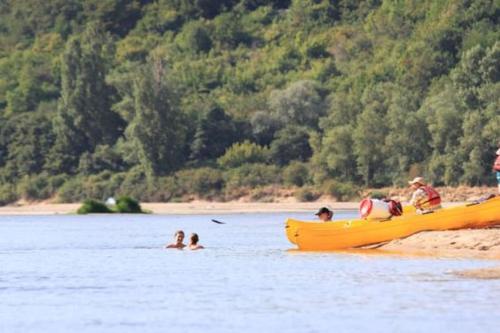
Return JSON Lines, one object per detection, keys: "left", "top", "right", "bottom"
{"left": 451, "top": 267, "right": 500, "bottom": 279}
{"left": 378, "top": 228, "right": 500, "bottom": 259}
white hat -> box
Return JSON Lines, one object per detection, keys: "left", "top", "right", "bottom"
{"left": 408, "top": 177, "right": 426, "bottom": 186}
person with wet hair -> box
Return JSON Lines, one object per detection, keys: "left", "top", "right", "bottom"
{"left": 188, "top": 233, "right": 204, "bottom": 250}
{"left": 165, "top": 230, "right": 186, "bottom": 249}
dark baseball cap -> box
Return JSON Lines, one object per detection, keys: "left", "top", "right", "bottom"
{"left": 315, "top": 207, "right": 332, "bottom": 215}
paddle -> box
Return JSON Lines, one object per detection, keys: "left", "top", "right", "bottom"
{"left": 211, "top": 219, "right": 226, "bottom": 224}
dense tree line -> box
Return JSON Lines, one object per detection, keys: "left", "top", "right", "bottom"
{"left": 0, "top": 0, "right": 498, "bottom": 204}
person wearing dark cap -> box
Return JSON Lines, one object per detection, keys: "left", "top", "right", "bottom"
{"left": 315, "top": 207, "right": 333, "bottom": 222}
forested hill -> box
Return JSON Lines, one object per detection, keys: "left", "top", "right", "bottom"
{"left": 0, "top": 0, "right": 499, "bottom": 204}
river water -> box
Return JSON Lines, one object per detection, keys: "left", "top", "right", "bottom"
{"left": 1, "top": 212, "right": 499, "bottom": 333}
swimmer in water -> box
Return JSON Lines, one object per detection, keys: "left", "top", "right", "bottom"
{"left": 188, "top": 233, "right": 204, "bottom": 250}
{"left": 165, "top": 230, "right": 186, "bottom": 249}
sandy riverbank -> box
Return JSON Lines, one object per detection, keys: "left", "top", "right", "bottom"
{"left": 377, "top": 228, "right": 500, "bottom": 260}
{"left": 0, "top": 200, "right": 469, "bottom": 215}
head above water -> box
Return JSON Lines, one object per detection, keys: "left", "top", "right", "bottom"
{"left": 190, "top": 233, "right": 199, "bottom": 245}
{"left": 315, "top": 207, "right": 333, "bottom": 221}
{"left": 174, "top": 230, "right": 185, "bottom": 244}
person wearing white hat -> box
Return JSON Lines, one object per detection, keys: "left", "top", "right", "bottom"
{"left": 493, "top": 142, "right": 500, "bottom": 194}
{"left": 408, "top": 177, "right": 441, "bottom": 214}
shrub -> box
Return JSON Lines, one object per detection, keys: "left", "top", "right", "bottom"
{"left": 82, "top": 171, "right": 119, "bottom": 200}
{"left": 117, "top": 167, "right": 149, "bottom": 199}
{"left": 369, "top": 191, "right": 388, "bottom": 200}
{"left": 17, "top": 175, "right": 49, "bottom": 200}
{"left": 295, "top": 187, "right": 320, "bottom": 202}
{"left": 249, "top": 186, "right": 276, "bottom": 202}
{"left": 323, "top": 180, "right": 360, "bottom": 201}
{"left": 17, "top": 174, "right": 68, "bottom": 201}
{"left": 145, "top": 176, "right": 178, "bottom": 202}
{"left": 225, "top": 164, "right": 281, "bottom": 189}
{"left": 57, "top": 178, "right": 86, "bottom": 203}
{"left": 0, "top": 183, "right": 18, "bottom": 206}
{"left": 217, "top": 141, "right": 269, "bottom": 169}
{"left": 175, "top": 167, "right": 224, "bottom": 199}
{"left": 283, "top": 162, "right": 310, "bottom": 186}
{"left": 115, "top": 196, "right": 143, "bottom": 213}
{"left": 77, "top": 199, "right": 113, "bottom": 214}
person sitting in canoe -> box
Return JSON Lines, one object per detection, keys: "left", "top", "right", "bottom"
{"left": 165, "top": 230, "right": 186, "bottom": 249}
{"left": 188, "top": 233, "right": 204, "bottom": 250}
{"left": 315, "top": 207, "right": 333, "bottom": 222}
{"left": 408, "top": 177, "right": 441, "bottom": 214}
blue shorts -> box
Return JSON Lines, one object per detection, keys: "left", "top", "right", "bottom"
{"left": 497, "top": 171, "right": 500, "bottom": 184}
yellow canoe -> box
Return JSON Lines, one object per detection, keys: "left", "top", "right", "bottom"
{"left": 285, "top": 205, "right": 416, "bottom": 245}
{"left": 285, "top": 197, "right": 500, "bottom": 251}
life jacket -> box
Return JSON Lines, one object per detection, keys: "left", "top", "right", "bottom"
{"left": 416, "top": 186, "right": 441, "bottom": 210}
{"left": 494, "top": 155, "right": 500, "bottom": 171}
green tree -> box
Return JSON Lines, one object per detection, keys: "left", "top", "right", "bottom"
{"left": 190, "top": 106, "right": 240, "bottom": 162}
{"left": 269, "top": 126, "right": 313, "bottom": 166}
{"left": 176, "top": 21, "right": 212, "bottom": 53}
{"left": 128, "top": 57, "right": 187, "bottom": 177}
{"left": 353, "top": 106, "right": 389, "bottom": 186}
{"left": 0, "top": 112, "right": 55, "bottom": 180}
{"left": 50, "top": 23, "right": 124, "bottom": 173}
{"left": 269, "top": 80, "right": 325, "bottom": 128}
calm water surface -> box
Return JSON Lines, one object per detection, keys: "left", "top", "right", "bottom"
{"left": 1, "top": 212, "right": 499, "bottom": 333}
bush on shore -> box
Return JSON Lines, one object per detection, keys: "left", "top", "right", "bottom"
{"left": 295, "top": 187, "right": 320, "bottom": 202}
{"left": 77, "top": 199, "right": 113, "bottom": 214}
{"left": 0, "top": 183, "right": 17, "bottom": 206}
{"left": 77, "top": 196, "right": 145, "bottom": 214}
{"left": 115, "top": 196, "right": 143, "bottom": 213}
{"left": 323, "top": 180, "right": 360, "bottom": 201}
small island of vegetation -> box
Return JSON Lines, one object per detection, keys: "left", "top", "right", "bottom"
{"left": 77, "top": 196, "right": 145, "bottom": 214}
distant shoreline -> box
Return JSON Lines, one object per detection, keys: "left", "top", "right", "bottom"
{"left": 0, "top": 201, "right": 467, "bottom": 216}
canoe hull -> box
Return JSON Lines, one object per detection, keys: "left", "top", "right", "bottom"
{"left": 286, "top": 197, "right": 500, "bottom": 251}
